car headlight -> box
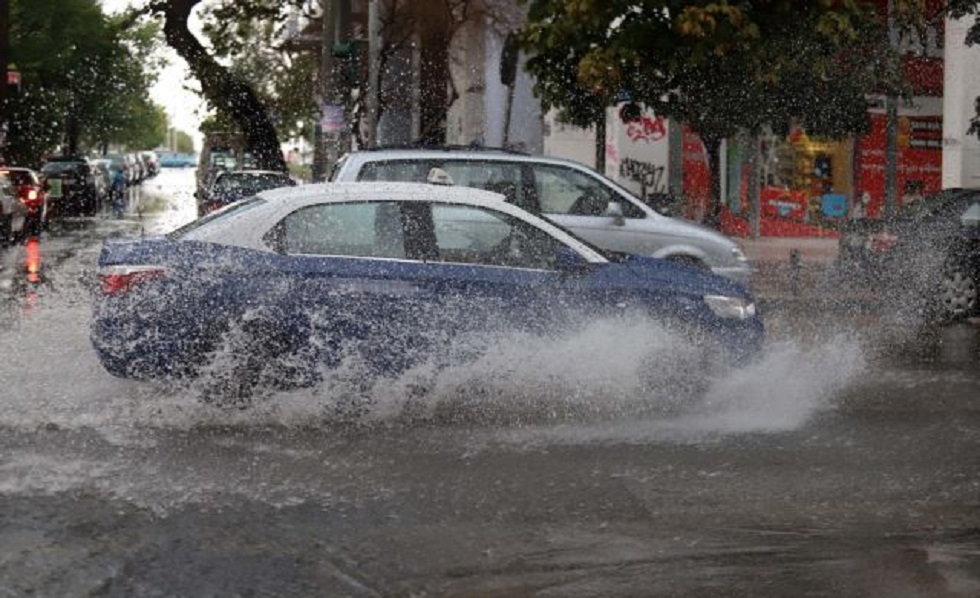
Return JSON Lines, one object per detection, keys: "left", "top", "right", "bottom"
{"left": 704, "top": 294, "right": 757, "bottom": 319}
{"left": 731, "top": 246, "right": 749, "bottom": 263}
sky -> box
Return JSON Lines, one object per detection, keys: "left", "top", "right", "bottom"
{"left": 100, "top": 0, "right": 207, "bottom": 149}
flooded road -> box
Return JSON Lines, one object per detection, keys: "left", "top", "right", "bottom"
{"left": 0, "top": 169, "right": 978, "bottom": 597}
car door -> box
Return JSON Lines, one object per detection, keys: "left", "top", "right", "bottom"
{"left": 271, "top": 200, "right": 438, "bottom": 374}
{"left": 405, "top": 202, "right": 583, "bottom": 348}
{"left": 530, "top": 163, "right": 668, "bottom": 256}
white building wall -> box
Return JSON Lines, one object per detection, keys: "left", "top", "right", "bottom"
{"left": 542, "top": 110, "right": 596, "bottom": 168}
{"left": 943, "top": 16, "right": 980, "bottom": 188}
{"left": 447, "top": 10, "right": 544, "bottom": 152}
{"left": 542, "top": 105, "right": 671, "bottom": 200}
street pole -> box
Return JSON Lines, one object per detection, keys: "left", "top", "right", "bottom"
{"left": 884, "top": 0, "right": 899, "bottom": 217}
{"left": 0, "top": 0, "right": 10, "bottom": 160}
{"left": 312, "top": 0, "right": 335, "bottom": 182}
{"left": 748, "top": 132, "right": 761, "bottom": 239}
{"left": 365, "top": 0, "right": 380, "bottom": 148}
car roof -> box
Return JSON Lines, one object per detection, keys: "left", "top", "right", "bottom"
{"left": 217, "top": 169, "right": 290, "bottom": 177}
{"left": 180, "top": 182, "right": 608, "bottom": 262}
{"left": 44, "top": 155, "right": 88, "bottom": 162}
{"left": 337, "top": 147, "right": 598, "bottom": 171}
{"left": 256, "top": 182, "right": 508, "bottom": 209}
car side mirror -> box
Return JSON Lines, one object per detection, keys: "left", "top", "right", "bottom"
{"left": 604, "top": 201, "right": 626, "bottom": 226}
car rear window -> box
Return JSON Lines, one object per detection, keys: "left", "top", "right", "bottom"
{"left": 0, "top": 170, "right": 36, "bottom": 185}
{"left": 167, "top": 197, "right": 267, "bottom": 239}
{"left": 41, "top": 162, "right": 85, "bottom": 174}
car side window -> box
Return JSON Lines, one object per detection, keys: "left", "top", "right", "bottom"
{"left": 438, "top": 161, "right": 528, "bottom": 206}
{"left": 355, "top": 159, "right": 535, "bottom": 212}
{"left": 432, "top": 204, "right": 563, "bottom": 270}
{"left": 356, "top": 161, "right": 428, "bottom": 182}
{"left": 533, "top": 165, "right": 644, "bottom": 218}
{"left": 281, "top": 202, "right": 406, "bottom": 259}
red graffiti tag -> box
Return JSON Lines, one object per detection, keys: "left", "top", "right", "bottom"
{"left": 626, "top": 115, "right": 667, "bottom": 143}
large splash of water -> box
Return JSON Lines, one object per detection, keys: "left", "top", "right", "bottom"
{"left": 0, "top": 290, "right": 866, "bottom": 443}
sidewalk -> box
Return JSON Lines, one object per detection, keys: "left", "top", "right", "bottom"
{"left": 740, "top": 236, "right": 839, "bottom": 265}
{"left": 738, "top": 236, "right": 855, "bottom": 307}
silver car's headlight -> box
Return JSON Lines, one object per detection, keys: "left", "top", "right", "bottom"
{"left": 704, "top": 294, "right": 757, "bottom": 320}
{"left": 731, "top": 246, "right": 749, "bottom": 263}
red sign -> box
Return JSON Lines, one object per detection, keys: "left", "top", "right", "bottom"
{"left": 855, "top": 112, "right": 942, "bottom": 219}
{"left": 6, "top": 71, "right": 20, "bottom": 86}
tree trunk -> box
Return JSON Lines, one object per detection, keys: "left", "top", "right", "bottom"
{"left": 702, "top": 133, "right": 723, "bottom": 229}
{"left": 66, "top": 107, "right": 80, "bottom": 156}
{"left": 159, "top": 0, "right": 285, "bottom": 172}
{"left": 414, "top": 1, "right": 451, "bottom": 145}
{"left": 594, "top": 114, "right": 606, "bottom": 174}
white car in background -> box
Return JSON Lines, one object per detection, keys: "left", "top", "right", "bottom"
{"left": 330, "top": 147, "right": 753, "bottom": 283}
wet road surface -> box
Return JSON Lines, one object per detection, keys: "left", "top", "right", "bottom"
{"left": 0, "top": 169, "right": 978, "bottom": 597}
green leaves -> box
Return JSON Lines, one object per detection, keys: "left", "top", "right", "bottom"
{"left": 5, "top": 0, "right": 164, "bottom": 163}
{"left": 521, "top": 0, "right": 896, "bottom": 140}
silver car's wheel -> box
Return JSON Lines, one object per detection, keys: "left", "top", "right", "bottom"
{"left": 938, "top": 269, "right": 978, "bottom": 319}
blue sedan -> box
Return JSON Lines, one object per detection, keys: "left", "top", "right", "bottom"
{"left": 91, "top": 183, "right": 763, "bottom": 403}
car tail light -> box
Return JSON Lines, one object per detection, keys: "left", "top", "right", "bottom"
{"left": 99, "top": 265, "right": 169, "bottom": 296}
{"left": 18, "top": 187, "right": 38, "bottom": 205}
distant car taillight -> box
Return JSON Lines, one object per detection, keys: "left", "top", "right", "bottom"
{"left": 99, "top": 265, "right": 169, "bottom": 296}
{"left": 18, "top": 186, "right": 39, "bottom": 206}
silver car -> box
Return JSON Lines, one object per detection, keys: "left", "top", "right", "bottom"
{"left": 330, "top": 148, "right": 753, "bottom": 282}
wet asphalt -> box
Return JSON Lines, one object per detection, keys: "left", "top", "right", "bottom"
{"left": 0, "top": 169, "right": 977, "bottom": 598}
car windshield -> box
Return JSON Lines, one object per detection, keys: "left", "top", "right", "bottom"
{"left": 167, "top": 196, "right": 266, "bottom": 239}
{"left": 6, "top": 2, "right": 980, "bottom": 595}
{"left": 0, "top": 170, "right": 34, "bottom": 185}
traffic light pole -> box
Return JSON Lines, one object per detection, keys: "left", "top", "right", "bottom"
{"left": 312, "top": 0, "right": 350, "bottom": 182}
{"left": 884, "top": 0, "right": 899, "bottom": 218}
{"left": 1, "top": 0, "right": 9, "bottom": 158}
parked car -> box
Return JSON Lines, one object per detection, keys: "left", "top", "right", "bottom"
{"left": 330, "top": 147, "right": 753, "bottom": 283}
{"left": 139, "top": 151, "right": 159, "bottom": 178}
{"left": 39, "top": 156, "right": 101, "bottom": 216}
{"left": 91, "top": 183, "right": 763, "bottom": 404}
{"left": 126, "top": 153, "right": 145, "bottom": 183}
{"left": 0, "top": 166, "right": 48, "bottom": 231}
{"left": 0, "top": 177, "right": 28, "bottom": 246}
{"left": 195, "top": 169, "right": 296, "bottom": 216}
{"left": 838, "top": 188, "right": 980, "bottom": 322}
{"left": 103, "top": 154, "right": 127, "bottom": 185}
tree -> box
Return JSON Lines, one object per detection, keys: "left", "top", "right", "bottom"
{"left": 173, "top": 129, "right": 195, "bottom": 153}
{"left": 134, "top": 0, "right": 296, "bottom": 172}
{"left": 4, "top": 0, "right": 163, "bottom": 165}
{"left": 198, "top": 1, "right": 317, "bottom": 143}
{"left": 521, "top": 1, "right": 906, "bottom": 227}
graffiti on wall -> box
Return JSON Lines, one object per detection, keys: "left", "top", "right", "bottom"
{"left": 619, "top": 158, "right": 667, "bottom": 197}
{"left": 625, "top": 115, "right": 667, "bottom": 143}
